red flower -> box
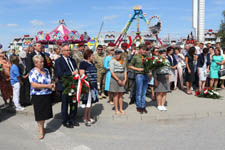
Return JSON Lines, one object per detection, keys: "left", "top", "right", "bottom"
{"left": 158, "top": 60, "right": 161, "bottom": 63}
{"left": 152, "top": 57, "right": 155, "bottom": 60}
{"left": 73, "top": 76, "right": 77, "bottom": 80}
{"left": 195, "top": 90, "right": 200, "bottom": 96}
{"left": 71, "top": 85, "right": 75, "bottom": 89}
{"left": 72, "top": 96, "right": 76, "bottom": 100}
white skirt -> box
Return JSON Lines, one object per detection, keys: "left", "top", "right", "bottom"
{"left": 199, "top": 68, "right": 208, "bottom": 81}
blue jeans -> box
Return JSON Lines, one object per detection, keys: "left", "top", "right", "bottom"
{"left": 136, "top": 74, "right": 149, "bottom": 108}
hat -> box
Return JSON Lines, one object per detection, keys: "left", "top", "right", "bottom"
{"left": 114, "top": 48, "right": 123, "bottom": 54}
{"left": 121, "top": 43, "right": 128, "bottom": 48}
{"left": 158, "top": 48, "right": 166, "bottom": 53}
{"left": 78, "top": 43, "right": 84, "bottom": 47}
{"left": 132, "top": 43, "right": 136, "bottom": 47}
{"left": 108, "top": 42, "right": 115, "bottom": 47}
{"left": 145, "top": 41, "right": 151, "bottom": 46}
{"left": 139, "top": 44, "right": 146, "bottom": 50}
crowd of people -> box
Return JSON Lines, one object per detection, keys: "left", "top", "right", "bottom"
{"left": 0, "top": 40, "right": 225, "bottom": 139}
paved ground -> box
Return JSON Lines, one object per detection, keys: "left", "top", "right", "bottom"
{"left": 1, "top": 89, "right": 225, "bottom": 150}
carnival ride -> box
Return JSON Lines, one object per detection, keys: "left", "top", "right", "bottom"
{"left": 35, "top": 19, "right": 87, "bottom": 45}
{"left": 114, "top": 6, "right": 163, "bottom": 47}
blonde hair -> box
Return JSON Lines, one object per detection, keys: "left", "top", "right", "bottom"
{"left": 33, "top": 55, "right": 44, "bottom": 65}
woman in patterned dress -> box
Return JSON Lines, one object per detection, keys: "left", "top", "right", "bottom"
{"left": 28, "top": 55, "right": 54, "bottom": 139}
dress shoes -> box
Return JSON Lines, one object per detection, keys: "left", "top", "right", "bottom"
{"left": 142, "top": 108, "right": 148, "bottom": 114}
{"left": 63, "top": 122, "right": 74, "bottom": 128}
{"left": 71, "top": 121, "right": 80, "bottom": 127}
{"left": 136, "top": 108, "right": 143, "bottom": 114}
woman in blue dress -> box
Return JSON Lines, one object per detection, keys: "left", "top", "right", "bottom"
{"left": 80, "top": 50, "right": 98, "bottom": 126}
{"left": 210, "top": 47, "right": 225, "bottom": 90}
{"left": 104, "top": 47, "right": 114, "bottom": 104}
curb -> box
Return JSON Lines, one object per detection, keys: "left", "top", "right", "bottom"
{"left": 2, "top": 107, "right": 225, "bottom": 122}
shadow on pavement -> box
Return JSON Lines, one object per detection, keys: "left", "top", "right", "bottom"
{"left": 0, "top": 104, "right": 16, "bottom": 123}
{"left": 112, "top": 101, "right": 128, "bottom": 111}
{"left": 45, "top": 112, "right": 62, "bottom": 134}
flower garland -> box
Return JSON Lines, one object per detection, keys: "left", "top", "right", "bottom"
{"left": 62, "top": 74, "right": 90, "bottom": 104}
{"left": 195, "top": 88, "right": 221, "bottom": 99}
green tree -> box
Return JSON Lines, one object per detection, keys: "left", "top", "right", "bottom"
{"left": 217, "top": 10, "right": 225, "bottom": 47}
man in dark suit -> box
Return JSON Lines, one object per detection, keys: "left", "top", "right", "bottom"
{"left": 55, "top": 44, "right": 79, "bottom": 128}
{"left": 25, "top": 42, "right": 50, "bottom": 74}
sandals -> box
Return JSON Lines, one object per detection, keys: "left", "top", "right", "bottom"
{"left": 89, "top": 118, "right": 96, "bottom": 124}
{"left": 120, "top": 110, "right": 126, "bottom": 115}
{"left": 83, "top": 119, "right": 91, "bottom": 127}
{"left": 39, "top": 132, "right": 44, "bottom": 140}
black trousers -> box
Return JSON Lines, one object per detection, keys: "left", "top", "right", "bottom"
{"left": 60, "top": 92, "right": 78, "bottom": 124}
{"left": 129, "top": 79, "right": 136, "bottom": 103}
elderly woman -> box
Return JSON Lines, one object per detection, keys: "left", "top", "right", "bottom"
{"left": 28, "top": 55, "right": 54, "bottom": 140}
{"left": 104, "top": 47, "right": 114, "bottom": 104}
{"left": 109, "top": 49, "right": 127, "bottom": 115}
{"left": 79, "top": 49, "right": 99, "bottom": 126}
{"left": 210, "top": 47, "right": 225, "bottom": 90}
{"left": 154, "top": 49, "right": 171, "bottom": 111}
{"left": 0, "top": 49, "right": 13, "bottom": 106}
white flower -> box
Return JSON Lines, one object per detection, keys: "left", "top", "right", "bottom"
{"left": 68, "top": 93, "right": 72, "bottom": 96}
{"left": 208, "top": 92, "right": 213, "bottom": 95}
{"left": 71, "top": 89, "right": 75, "bottom": 93}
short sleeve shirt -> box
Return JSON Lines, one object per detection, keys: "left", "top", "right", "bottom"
{"left": 29, "top": 68, "right": 52, "bottom": 95}
{"left": 10, "top": 64, "right": 20, "bottom": 85}
{"left": 79, "top": 61, "right": 98, "bottom": 89}
{"left": 109, "top": 59, "right": 126, "bottom": 73}
{"left": 129, "top": 54, "right": 144, "bottom": 74}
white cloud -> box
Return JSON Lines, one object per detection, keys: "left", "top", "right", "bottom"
{"left": 30, "top": 20, "right": 44, "bottom": 26}
{"left": 7, "top": 24, "right": 18, "bottom": 27}
{"left": 103, "top": 15, "right": 118, "bottom": 21}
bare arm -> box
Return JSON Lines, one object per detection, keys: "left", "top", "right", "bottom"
{"left": 185, "top": 57, "right": 191, "bottom": 73}
{"left": 128, "top": 66, "right": 144, "bottom": 72}
{"left": 31, "top": 82, "right": 53, "bottom": 89}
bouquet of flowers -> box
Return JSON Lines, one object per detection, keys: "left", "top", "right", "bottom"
{"left": 142, "top": 56, "right": 170, "bottom": 73}
{"left": 45, "top": 56, "right": 54, "bottom": 69}
{"left": 195, "top": 88, "right": 221, "bottom": 99}
{"left": 62, "top": 74, "right": 90, "bottom": 104}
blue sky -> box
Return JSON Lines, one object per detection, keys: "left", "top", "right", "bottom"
{"left": 0, "top": 0, "right": 224, "bottom": 48}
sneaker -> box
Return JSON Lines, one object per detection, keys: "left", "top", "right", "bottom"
{"left": 16, "top": 107, "right": 24, "bottom": 111}
{"left": 161, "top": 106, "right": 167, "bottom": 111}
{"left": 157, "top": 106, "right": 163, "bottom": 111}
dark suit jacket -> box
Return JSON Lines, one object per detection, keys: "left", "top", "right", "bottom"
{"left": 25, "top": 51, "right": 49, "bottom": 74}
{"left": 55, "top": 56, "right": 77, "bottom": 92}
{"left": 167, "top": 54, "right": 178, "bottom": 66}
{"left": 197, "top": 53, "right": 210, "bottom": 68}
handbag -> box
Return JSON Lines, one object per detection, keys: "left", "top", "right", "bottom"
{"left": 219, "top": 69, "right": 225, "bottom": 77}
